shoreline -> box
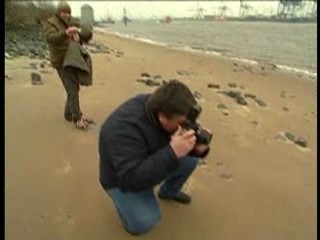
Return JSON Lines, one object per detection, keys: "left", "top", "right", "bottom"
{"left": 95, "top": 27, "right": 317, "bottom": 80}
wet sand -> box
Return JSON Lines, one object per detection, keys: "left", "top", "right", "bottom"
{"left": 5, "top": 30, "right": 317, "bottom": 240}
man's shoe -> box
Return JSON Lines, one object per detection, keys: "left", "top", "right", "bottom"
{"left": 158, "top": 191, "right": 192, "bottom": 204}
{"left": 74, "top": 118, "right": 89, "bottom": 130}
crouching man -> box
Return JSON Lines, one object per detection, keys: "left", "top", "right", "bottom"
{"left": 99, "top": 80, "right": 211, "bottom": 235}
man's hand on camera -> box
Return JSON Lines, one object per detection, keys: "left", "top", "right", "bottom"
{"left": 65, "top": 26, "right": 79, "bottom": 37}
{"left": 193, "top": 143, "right": 209, "bottom": 155}
{"left": 170, "top": 127, "right": 196, "bottom": 159}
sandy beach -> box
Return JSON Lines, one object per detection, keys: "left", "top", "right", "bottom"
{"left": 5, "top": 30, "right": 317, "bottom": 240}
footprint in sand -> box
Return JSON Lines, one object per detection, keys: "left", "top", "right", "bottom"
{"left": 216, "top": 162, "right": 229, "bottom": 168}
{"left": 56, "top": 161, "right": 72, "bottom": 175}
{"left": 220, "top": 172, "right": 234, "bottom": 182}
{"left": 53, "top": 213, "right": 76, "bottom": 227}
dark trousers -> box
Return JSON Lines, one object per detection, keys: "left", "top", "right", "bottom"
{"left": 56, "top": 67, "right": 82, "bottom": 122}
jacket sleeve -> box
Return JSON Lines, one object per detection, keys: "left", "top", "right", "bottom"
{"left": 44, "top": 22, "right": 68, "bottom": 45}
{"left": 102, "top": 125, "right": 179, "bottom": 192}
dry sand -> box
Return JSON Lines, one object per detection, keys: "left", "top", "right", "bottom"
{"left": 5, "top": 30, "right": 317, "bottom": 240}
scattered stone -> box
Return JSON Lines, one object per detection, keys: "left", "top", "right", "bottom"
{"left": 239, "top": 85, "right": 245, "bottom": 89}
{"left": 222, "top": 110, "right": 229, "bottom": 116}
{"left": 233, "top": 62, "right": 238, "bottom": 66}
{"left": 136, "top": 78, "right": 146, "bottom": 83}
{"left": 282, "top": 107, "right": 289, "bottom": 112}
{"left": 251, "top": 120, "right": 259, "bottom": 126}
{"left": 244, "top": 93, "right": 256, "bottom": 99}
{"left": 40, "top": 63, "right": 45, "bottom": 68}
{"left": 31, "top": 72, "right": 43, "bottom": 85}
{"left": 145, "top": 79, "right": 161, "bottom": 87}
{"left": 237, "top": 96, "right": 248, "bottom": 106}
{"left": 255, "top": 99, "right": 267, "bottom": 108}
{"left": 294, "top": 137, "right": 308, "bottom": 148}
{"left": 207, "top": 83, "right": 220, "bottom": 89}
{"left": 141, "top": 72, "right": 150, "bottom": 78}
{"left": 153, "top": 75, "right": 162, "bottom": 79}
{"left": 221, "top": 90, "right": 242, "bottom": 99}
{"left": 217, "top": 103, "right": 227, "bottom": 110}
{"left": 228, "top": 83, "right": 237, "bottom": 88}
{"left": 284, "top": 131, "right": 295, "bottom": 142}
{"left": 193, "top": 91, "right": 202, "bottom": 99}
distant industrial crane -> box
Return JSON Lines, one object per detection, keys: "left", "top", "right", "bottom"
{"left": 217, "top": 1, "right": 232, "bottom": 17}
{"left": 239, "top": 0, "right": 255, "bottom": 17}
{"left": 188, "top": 0, "right": 206, "bottom": 20}
{"left": 277, "top": 0, "right": 304, "bottom": 18}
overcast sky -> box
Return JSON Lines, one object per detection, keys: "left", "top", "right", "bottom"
{"left": 63, "top": 1, "right": 282, "bottom": 20}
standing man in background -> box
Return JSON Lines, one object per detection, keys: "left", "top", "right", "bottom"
{"left": 44, "top": 1, "right": 93, "bottom": 130}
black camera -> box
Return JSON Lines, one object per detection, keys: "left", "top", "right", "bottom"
{"left": 183, "top": 104, "right": 213, "bottom": 145}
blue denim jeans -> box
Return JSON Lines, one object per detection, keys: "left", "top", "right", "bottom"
{"left": 106, "top": 156, "right": 198, "bottom": 235}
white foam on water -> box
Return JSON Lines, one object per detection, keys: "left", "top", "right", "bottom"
{"left": 94, "top": 27, "right": 317, "bottom": 79}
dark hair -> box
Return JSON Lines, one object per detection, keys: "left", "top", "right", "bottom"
{"left": 147, "top": 80, "right": 196, "bottom": 119}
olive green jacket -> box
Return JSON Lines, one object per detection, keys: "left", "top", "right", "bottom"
{"left": 63, "top": 41, "right": 93, "bottom": 86}
{"left": 44, "top": 14, "right": 80, "bottom": 68}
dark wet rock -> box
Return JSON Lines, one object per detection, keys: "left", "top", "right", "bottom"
{"left": 294, "top": 137, "right": 308, "bottom": 148}
{"left": 136, "top": 78, "right": 146, "bottom": 83}
{"left": 237, "top": 96, "right": 248, "bottom": 106}
{"left": 207, "top": 83, "right": 220, "bottom": 89}
{"left": 244, "top": 93, "right": 256, "bottom": 99}
{"left": 141, "top": 72, "right": 151, "bottom": 78}
{"left": 284, "top": 131, "right": 295, "bottom": 142}
{"left": 219, "top": 90, "right": 248, "bottom": 106}
{"left": 193, "top": 91, "right": 202, "bottom": 99}
{"left": 40, "top": 63, "right": 45, "bottom": 68}
{"left": 228, "top": 83, "right": 237, "bottom": 88}
{"left": 5, "top": 25, "right": 49, "bottom": 60}
{"left": 145, "top": 79, "right": 161, "bottom": 87}
{"left": 255, "top": 99, "right": 267, "bottom": 108}
{"left": 31, "top": 72, "right": 43, "bottom": 85}
{"left": 282, "top": 107, "right": 289, "bottom": 112}
{"left": 251, "top": 120, "right": 259, "bottom": 126}
{"left": 221, "top": 90, "right": 242, "bottom": 99}
{"left": 217, "top": 103, "right": 227, "bottom": 110}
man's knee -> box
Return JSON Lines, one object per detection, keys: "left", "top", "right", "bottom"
{"left": 124, "top": 211, "right": 161, "bottom": 235}
{"left": 180, "top": 156, "right": 199, "bottom": 173}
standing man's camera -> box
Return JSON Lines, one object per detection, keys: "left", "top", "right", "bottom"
{"left": 183, "top": 104, "right": 213, "bottom": 145}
